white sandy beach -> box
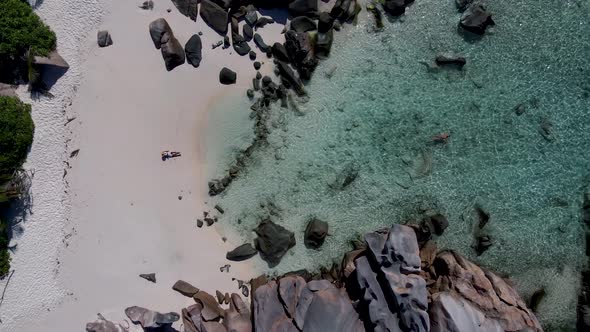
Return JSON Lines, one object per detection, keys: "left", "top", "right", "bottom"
{"left": 0, "top": 0, "right": 285, "bottom": 330}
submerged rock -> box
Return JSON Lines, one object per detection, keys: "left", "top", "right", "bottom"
{"left": 200, "top": 0, "right": 229, "bottom": 35}
{"left": 97, "top": 30, "right": 113, "bottom": 47}
{"left": 383, "top": 0, "right": 411, "bottom": 16}
{"left": 459, "top": 4, "right": 495, "bottom": 35}
{"left": 304, "top": 218, "right": 328, "bottom": 249}
{"left": 318, "top": 12, "right": 333, "bottom": 33}
{"left": 226, "top": 243, "right": 258, "bottom": 261}
{"left": 185, "top": 34, "right": 203, "bottom": 67}
{"left": 435, "top": 53, "right": 466, "bottom": 68}
{"left": 254, "top": 219, "right": 296, "bottom": 267}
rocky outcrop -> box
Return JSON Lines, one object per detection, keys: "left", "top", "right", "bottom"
{"left": 200, "top": 0, "right": 229, "bottom": 35}
{"left": 32, "top": 50, "right": 70, "bottom": 89}
{"left": 124, "top": 306, "right": 179, "bottom": 329}
{"left": 284, "top": 30, "right": 317, "bottom": 80}
{"left": 304, "top": 218, "right": 328, "bottom": 249}
{"left": 86, "top": 315, "right": 128, "bottom": 332}
{"left": 224, "top": 293, "right": 252, "bottom": 331}
{"left": 97, "top": 30, "right": 113, "bottom": 47}
{"left": 219, "top": 67, "right": 237, "bottom": 85}
{"left": 430, "top": 251, "right": 543, "bottom": 331}
{"left": 254, "top": 219, "right": 296, "bottom": 267}
{"left": 171, "top": 0, "right": 198, "bottom": 21}
{"left": 185, "top": 34, "right": 203, "bottom": 67}
{"left": 459, "top": 3, "right": 495, "bottom": 35}
{"left": 149, "top": 18, "right": 185, "bottom": 71}
{"left": 253, "top": 276, "right": 364, "bottom": 332}
{"left": 226, "top": 243, "right": 258, "bottom": 261}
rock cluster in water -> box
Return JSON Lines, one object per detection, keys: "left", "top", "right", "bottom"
{"left": 86, "top": 223, "right": 542, "bottom": 332}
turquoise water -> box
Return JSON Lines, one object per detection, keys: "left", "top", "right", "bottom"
{"left": 207, "top": 0, "right": 590, "bottom": 329}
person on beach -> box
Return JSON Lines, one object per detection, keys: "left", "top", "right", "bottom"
{"left": 161, "top": 151, "right": 181, "bottom": 160}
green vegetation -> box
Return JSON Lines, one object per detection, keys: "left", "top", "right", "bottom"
{"left": 0, "top": 96, "right": 35, "bottom": 276}
{"left": 0, "top": 0, "right": 56, "bottom": 82}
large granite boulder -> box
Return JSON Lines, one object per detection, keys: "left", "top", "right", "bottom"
{"left": 430, "top": 251, "right": 543, "bottom": 331}
{"left": 317, "top": 12, "right": 333, "bottom": 33}
{"left": 149, "top": 18, "right": 185, "bottom": 71}
{"left": 253, "top": 33, "right": 271, "bottom": 53}
{"left": 224, "top": 293, "right": 252, "bottom": 332}
{"left": 253, "top": 276, "right": 364, "bottom": 332}
{"left": 254, "top": 219, "right": 296, "bottom": 267}
{"left": 124, "top": 306, "right": 179, "bottom": 329}
{"left": 304, "top": 218, "right": 328, "bottom": 249}
{"left": 86, "top": 315, "right": 128, "bottom": 332}
{"left": 200, "top": 0, "right": 229, "bottom": 35}
{"left": 360, "top": 225, "right": 429, "bottom": 331}
{"left": 243, "top": 24, "right": 254, "bottom": 41}
{"left": 459, "top": 3, "right": 495, "bottom": 35}
{"left": 185, "top": 34, "right": 203, "bottom": 67}
{"left": 194, "top": 290, "right": 226, "bottom": 321}
{"left": 32, "top": 50, "right": 69, "bottom": 89}
{"left": 284, "top": 30, "right": 317, "bottom": 80}
{"left": 271, "top": 42, "right": 290, "bottom": 62}
{"left": 253, "top": 280, "right": 297, "bottom": 331}
{"left": 226, "top": 243, "right": 258, "bottom": 261}
{"left": 149, "top": 18, "right": 171, "bottom": 49}
{"left": 171, "top": 0, "right": 198, "bottom": 20}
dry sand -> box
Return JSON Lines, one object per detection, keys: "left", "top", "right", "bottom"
{"left": 0, "top": 0, "right": 285, "bottom": 330}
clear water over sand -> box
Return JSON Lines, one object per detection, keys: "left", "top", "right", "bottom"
{"left": 207, "top": 0, "right": 590, "bottom": 329}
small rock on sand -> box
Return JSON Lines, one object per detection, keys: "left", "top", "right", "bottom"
{"left": 172, "top": 280, "right": 200, "bottom": 297}
{"left": 139, "top": 273, "right": 157, "bottom": 283}
{"left": 219, "top": 67, "right": 237, "bottom": 85}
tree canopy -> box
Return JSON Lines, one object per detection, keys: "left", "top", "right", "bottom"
{"left": 0, "top": 96, "right": 34, "bottom": 177}
{"left": 0, "top": 0, "right": 56, "bottom": 58}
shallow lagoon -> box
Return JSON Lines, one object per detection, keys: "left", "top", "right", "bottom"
{"left": 207, "top": 0, "right": 590, "bottom": 329}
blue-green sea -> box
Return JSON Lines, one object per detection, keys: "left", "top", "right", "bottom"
{"left": 207, "top": 0, "right": 590, "bottom": 329}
